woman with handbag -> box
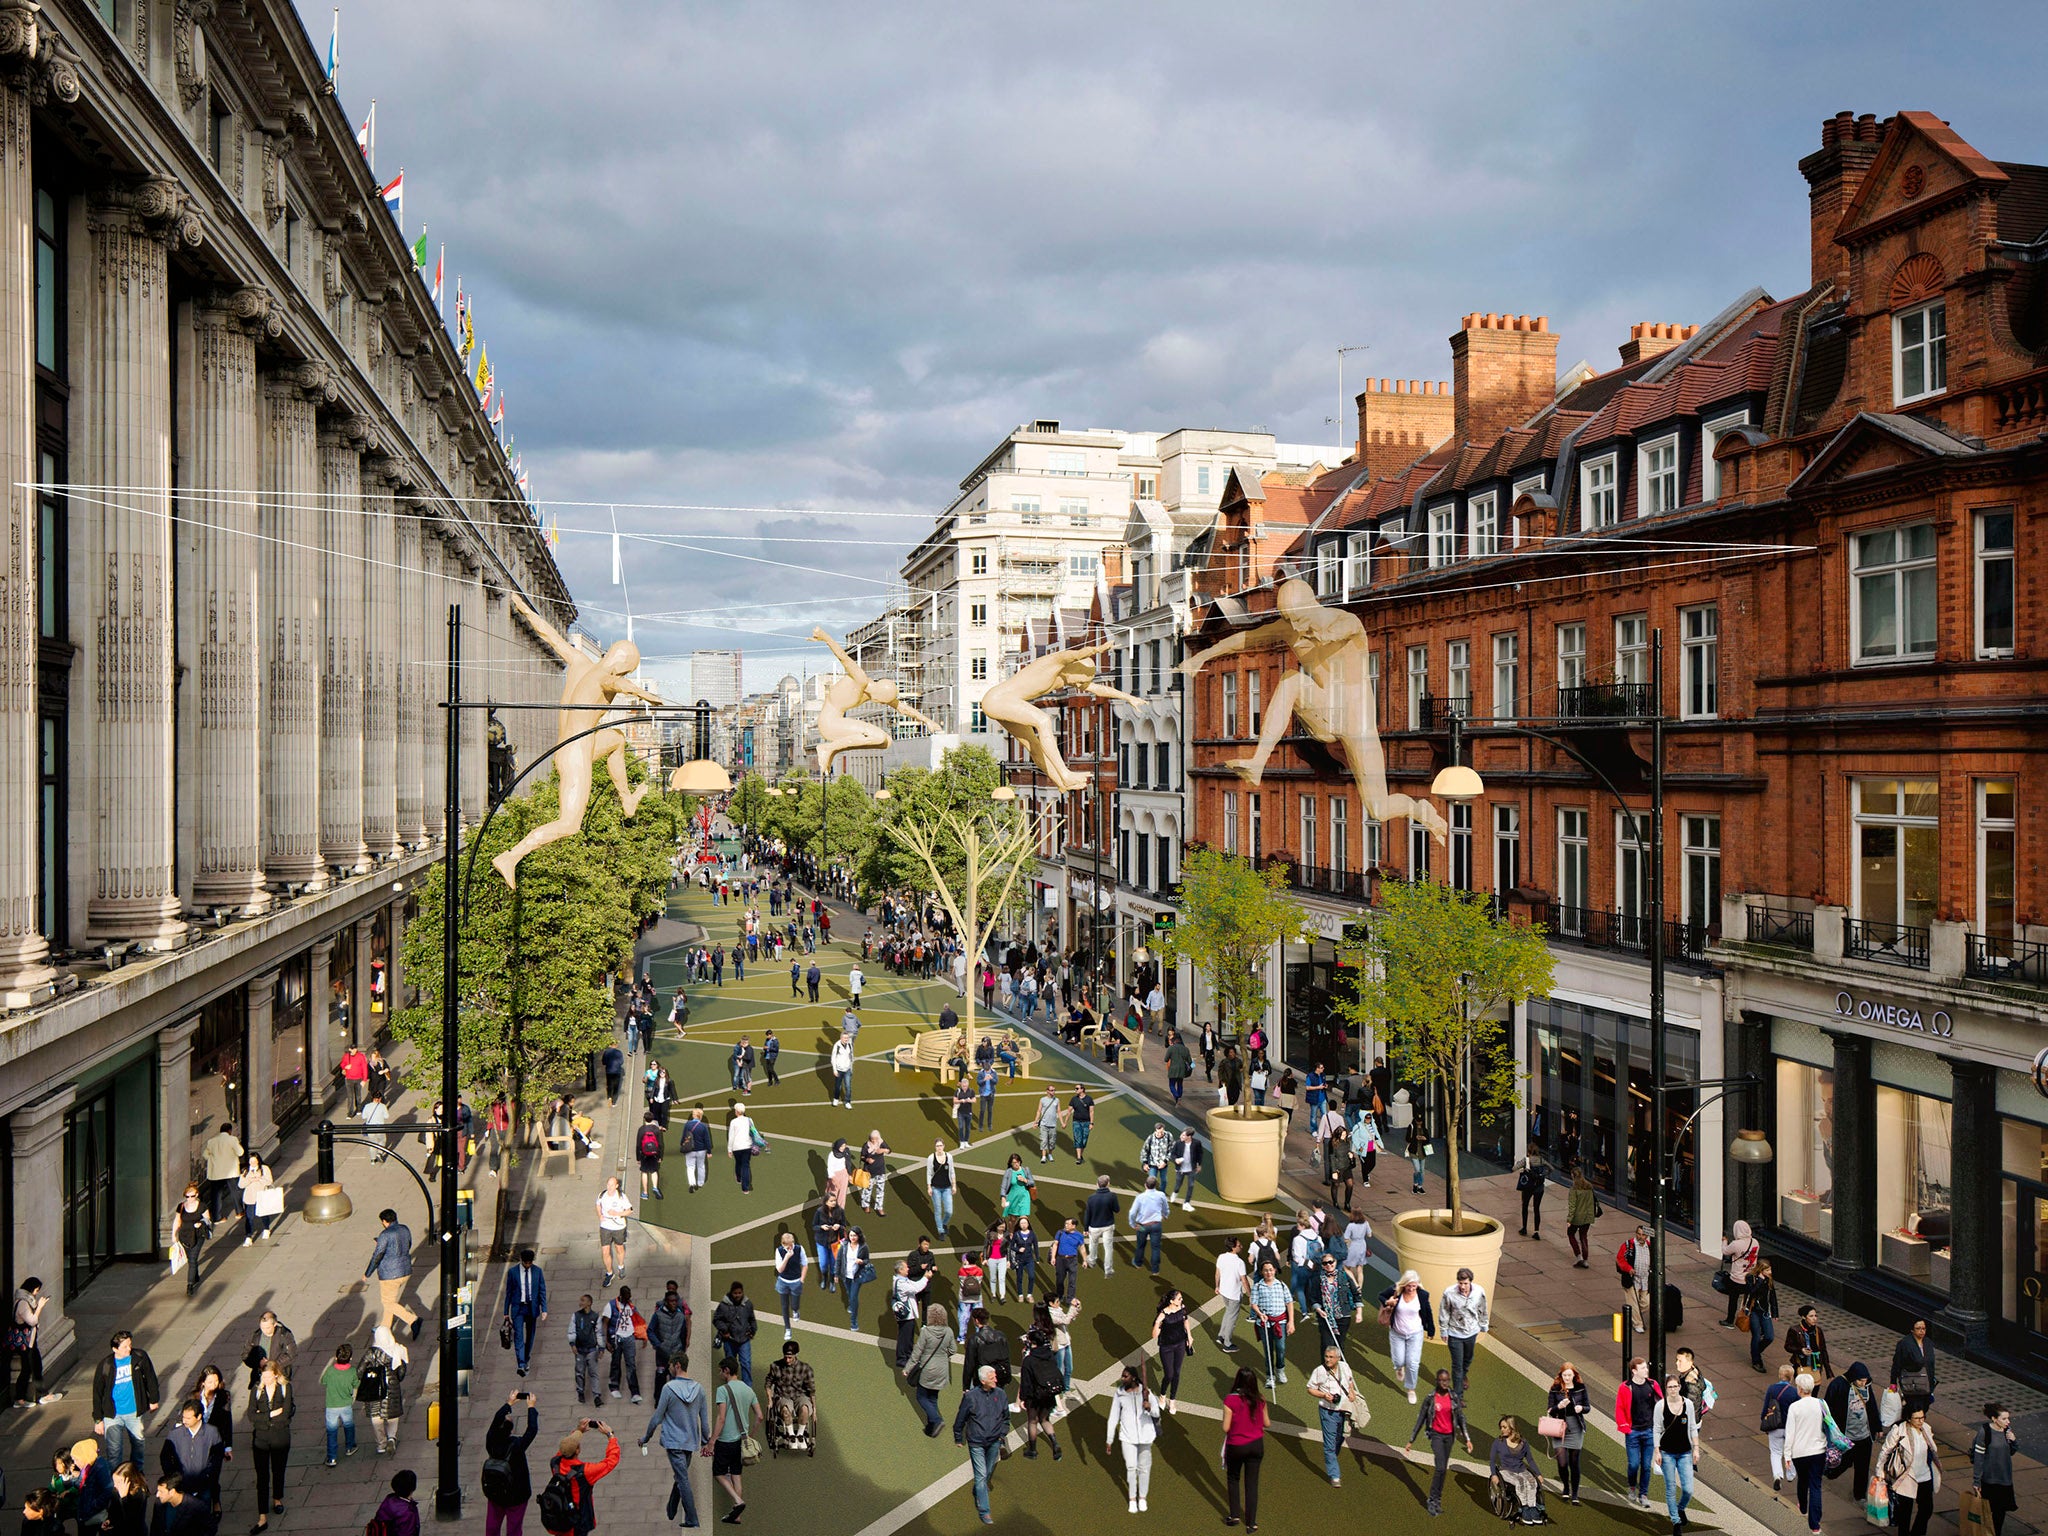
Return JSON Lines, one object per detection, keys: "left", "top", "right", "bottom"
{"left": 247, "top": 1355, "right": 294, "bottom": 1530}
{"left": 1543, "top": 1362, "right": 1590, "bottom": 1504}
{"left": 1565, "top": 1169, "right": 1600, "bottom": 1268}
{"left": 1746, "top": 1259, "right": 1780, "bottom": 1371}
{"left": 1001, "top": 1154, "right": 1035, "bottom": 1223}
{"left": 1889, "top": 1319, "right": 1937, "bottom": 1417}
{"left": 1717, "top": 1219, "right": 1760, "bottom": 1326}
{"left": 361, "top": 1326, "right": 408, "bottom": 1455}
{"left": 239, "top": 1154, "right": 278, "bottom": 1245}
{"left": 858, "top": 1131, "right": 891, "bottom": 1216}
{"left": 1824, "top": 1363, "right": 1878, "bottom": 1499}
{"left": 824, "top": 1138, "right": 852, "bottom": 1211}
{"left": 839, "top": 1227, "right": 874, "bottom": 1331}
{"left": 1377, "top": 1269, "right": 1435, "bottom": 1404}
{"left": 1877, "top": 1404, "right": 1940, "bottom": 1536}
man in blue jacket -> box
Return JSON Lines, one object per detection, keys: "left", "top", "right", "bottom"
{"left": 639, "top": 1357, "right": 711, "bottom": 1527}
{"left": 365, "top": 1209, "right": 420, "bottom": 1338}
{"left": 502, "top": 1247, "right": 549, "bottom": 1377}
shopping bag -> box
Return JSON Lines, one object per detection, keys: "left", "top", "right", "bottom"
{"left": 1956, "top": 1487, "right": 1991, "bottom": 1536}
{"left": 1878, "top": 1387, "right": 1903, "bottom": 1429}
{"left": 1864, "top": 1475, "right": 1889, "bottom": 1526}
{"left": 254, "top": 1187, "right": 286, "bottom": 1219}
{"left": 167, "top": 1243, "right": 187, "bottom": 1276}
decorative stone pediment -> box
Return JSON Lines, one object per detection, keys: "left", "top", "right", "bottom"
{"left": 1835, "top": 110, "right": 2009, "bottom": 246}
{"left": 1790, "top": 410, "right": 1984, "bottom": 493}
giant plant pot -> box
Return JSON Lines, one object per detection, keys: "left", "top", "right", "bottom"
{"left": 1206, "top": 1106, "right": 1288, "bottom": 1204}
{"left": 1393, "top": 1208, "right": 1507, "bottom": 1322}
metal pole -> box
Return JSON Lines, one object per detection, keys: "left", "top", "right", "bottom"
{"left": 1648, "top": 631, "right": 1669, "bottom": 1380}
{"left": 437, "top": 606, "right": 462, "bottom": 1519}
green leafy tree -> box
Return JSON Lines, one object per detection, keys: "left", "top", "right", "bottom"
{"left": 1337, "top": 879, "right": 1554, "bottom": 1232}
{"left": 728, "top": 771, "right": 772, "bottom": 833}
{"left": 1153, "top": 847, "right": 1312, "bottom": 1117}
{"left": 395, "top": 755, "right": 680, "bottom": 1124}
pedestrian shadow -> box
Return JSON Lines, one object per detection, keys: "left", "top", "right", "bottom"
{"left": 1151, "top": 1421, "right": 1231, "bottom": 1514}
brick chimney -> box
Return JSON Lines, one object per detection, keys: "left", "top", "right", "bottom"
{"left": 1618, "top": 322, "right": 1699, "bottom": 367}
{"left": 1798, "top": 110, "right": 1888, "bottom": 290}
{"left": 1353, "top": 378, "right": 1453, "bottom": 480}
{"left": 1450, "top": 313, "right": 1558, "bottom": 446}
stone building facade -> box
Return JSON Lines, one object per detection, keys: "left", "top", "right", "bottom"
{"left": 0, "top": 0, "right": 571, "bottom": 1378}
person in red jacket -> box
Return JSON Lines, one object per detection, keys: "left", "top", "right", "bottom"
{"left": 544, "top": 1422, "right": 620, "bottom": 1534}
{"left": 1613, "top": 1356, "right": 1664, "bottom": 1509}
{"left": 339, "top": 1047, "right": 370, "bottom": 1116}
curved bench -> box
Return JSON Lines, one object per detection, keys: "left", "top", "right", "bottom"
{"left": 891, "top": 1025, "right": 1041, "bottom": 1079}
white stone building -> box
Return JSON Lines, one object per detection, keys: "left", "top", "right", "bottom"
{"left": 688, "top": 648, "right": 743, "bottom": 710}
{"left": 0, "top": 0, "right": 570, "bottom": 1377}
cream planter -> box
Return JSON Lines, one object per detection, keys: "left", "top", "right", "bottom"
{"left": 1393, "top": 1208, "right": 1508, "bottom": 1316}
{"left": 1206, "top": 1106, "right": 1287, "bottom": 1204}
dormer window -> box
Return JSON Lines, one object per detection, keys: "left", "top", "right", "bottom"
{"left": 1315, "top": 545, "right": 1339, "bottom": 597}
{"left": 1701, "top": 410, "right": 1748, "bottom": 501}
{"left": 1470, "top": 492, "right": 1499, "bottom": 557}
{"left": 1344, "top": 532, "right": 1370, "bottom": 593}
{"left": 1638, "top": 435, "right": 1679, "bottom": 516}
{"left": 1894, "top": 300, "right": 1946, "bottom": 404}
{"left": 1580, "top": 455, "right": 1618, "bottom": 530}
{"left": 1428, "top": 505, "right": 1457, "bottom": 567}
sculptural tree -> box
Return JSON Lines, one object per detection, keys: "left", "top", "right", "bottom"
{"left": 888, "top": 803, "right": 1037, "bottom": 1059}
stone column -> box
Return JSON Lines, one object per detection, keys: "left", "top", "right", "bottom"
{"left": 386, "top": 896, "right": 406, "bottom": 1011}
{"left": 1825, "top": 1030, "right": 1876, "bottom": 1274}
{"left": 0, "top": 44, "right": 54, "bottom": 1003}
{"left": 81, "top": 181, "right": 192, "bottom": 948}
{"left": 155, "top": 1016, "right": 199, "bottom": 1249}
{"left": 318, "top": 422, "right": 367, "bottom": 873}
{"left": 1943, "top": 1060, "right": 1998, "bottom": 1347}
{"left": 10, "top": 1087, "right": 78, "bottom": 1374}
{"left": 355, "top": 914, "right": 376, "bottom": 1041}
{"left": 260, "top": 366, "right": 329, "bottom": 891}
{"left": 360, "top": 461, "right": 399, "bottom": 857}
{"left": 187, "top": 290, "right": 273, "bottom": 915}
{"left": 420, "top": 528, "right": 449, "bottom": 841}
{"left": 308, "top": 937, "right": 335, "bottom": 1106}
{"left": 244, "top": 967, "right": 280, "bottom": 1158}
{"left": 393, "top": 500, "right": 425, "bottom": 846}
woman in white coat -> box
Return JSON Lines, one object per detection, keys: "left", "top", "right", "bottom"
{"left": 1878, "top": 1405, "right": 1942, "bottom": 1536}
{"left": 1105, "top": 1363, "right": 1162, "bottom": 1513}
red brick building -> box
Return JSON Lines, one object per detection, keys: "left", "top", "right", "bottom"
{"left": 1181, "top": 110, "right": 2048, "bottom": 1377}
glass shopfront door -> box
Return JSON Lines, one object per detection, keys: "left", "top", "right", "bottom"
{"left": 2006, "top": 1181, "right": 2048, "bottom": 1373}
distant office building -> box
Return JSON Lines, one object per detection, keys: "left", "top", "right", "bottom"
{"left": 690, "top": 649, "right": 744, "bottom": 708}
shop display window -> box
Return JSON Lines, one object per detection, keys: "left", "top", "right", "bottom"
{"left": 1875, "top": 1086, "right": 1951, "bottom": 1287}
{"left": 1775, "top": 1059, "right": 1835, "bottom": 1249}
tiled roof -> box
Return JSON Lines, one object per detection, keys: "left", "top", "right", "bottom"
{"left": 1996, "top": 161, "right": 2048, "bottom": 244}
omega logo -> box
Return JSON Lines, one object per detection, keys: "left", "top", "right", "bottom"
{"left": 1835, "top": 990, "right": 1953, "bottom": 1039}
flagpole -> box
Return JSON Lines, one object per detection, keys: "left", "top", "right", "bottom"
{"left": 369, "top": 98, "right": 376, "bottom": 174}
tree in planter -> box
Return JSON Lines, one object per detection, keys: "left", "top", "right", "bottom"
{"left": 1152, "top": 846, "right": 1312, "bottom": 1116}
{"left": 1338, "top": 878, "right": 1553, "bottom": 1231}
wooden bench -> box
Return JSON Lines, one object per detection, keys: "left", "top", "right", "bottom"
{"left": 892, "top": 1026, "right": 1041, "bottom": 1079}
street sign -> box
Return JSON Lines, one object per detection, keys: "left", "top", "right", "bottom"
{"left": 1153, "top": 911, "right": 1177, "bottom": 933}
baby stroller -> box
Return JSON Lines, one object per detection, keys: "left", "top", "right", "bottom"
{"left": 1490, "top": 1475, "right": 1550, "bottom": 1525}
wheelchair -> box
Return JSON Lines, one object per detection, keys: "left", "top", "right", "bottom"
{"left": 1490, "top": 1474, "right": 1550, "bottom": 1525}
{"left": 767, "top": 1386, "right": 818, "bottom": 1456}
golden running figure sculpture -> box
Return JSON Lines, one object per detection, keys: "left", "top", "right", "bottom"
{"left": 811, "top": 627, "right": 942, "bottom": 774}
{"left": 1181, "top": 576, "right": 1447, "bottom": 842}
{"left": 982, "top": 640, "right": 1143, "bottom": 792}
{"left": 492, "top": 594, "right": 665, "bottom": 888}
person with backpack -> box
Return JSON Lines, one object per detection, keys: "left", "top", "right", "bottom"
{"left": 481, "top": 1393, "right": 539, "bottom": 1536}
{"left": 962, "top": 1308, "right": 1011, "bottom": 1398}
{"left": 1515, "top": 1155, "right": 1547, "bottom": 1239}
{"left": 360, "top": 1325, "right": 408, "bottom": 1455}
{"left": 567, "top": 1296, "right": 606, "bottom": 1406}
{"left": 676, "top": 1108, "right": 712, "bottom": 1195}
{"left": 370, "top": 1469, "right": 422, "bottom": 1536}
{"left": 1716, "top": 1218, "right": 1760, "bottom": 1326}
{"left": 538, "top": 1422, "right": 619, "bottom": 1536}
{"left": 726, "top": 1103, "right": 759, "bottom": 1193}
{"left": 605, "top": 1289, "right": 644, "bottom": 1404}
{"left": 647, "top": 1289, "right": 690, "bottom": 1381}
{"left": 639, "top": 1358, "right": 710, "bottom": 1529}
{"left": 1970, "top": 1403, "right": 2019, "bottom": 1536}
{"left": 636, "top": 1115, "right": 666, "bottom": 1202}
{"left": 710, "top": 1360, "right": 761, "bottom": 1524}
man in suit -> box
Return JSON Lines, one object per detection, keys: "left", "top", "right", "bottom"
{"left": 502, "top": 1247, "right": 549, "bottom": 1377}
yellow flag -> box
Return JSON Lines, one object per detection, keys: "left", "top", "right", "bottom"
{"left": 474, "top": 345, "right": 492, "bottom": 397}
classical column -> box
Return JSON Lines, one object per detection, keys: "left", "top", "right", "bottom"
{"left": 393, "top": 498, "right": 425, "bottom": 846}
{"left": 186, "top": 290, "right": 272, "bottom": 915}
{"left": 307, "top": 936, "right": 334, "bottom": 1105}
{"left": 1943, "top": 1060, "right": 1998, "bottom": 1347}
{"left": 10, "top": 1088, "right": 77, "bottom": 1374}
{"left": 354, "top": 914, "right": 376, "bottom": 1039}
{"left": 243, "top": 966, "right": 280, "bottom": 1157}
{"left": 360, "top": 461, "right": 398, "bottom": 857}
{"left": 420, "top": 528, "right": 449, "bottom": 841}
{"left": 0, "top": 38, "right": 54, "bottom": 1003}
{"left": 385, "top": 896, "right": 405, "bottom": 1013}
{"left": 155, "top": 1016, "right": 200, "bottom": 1249}
{"left": 82, "top": 180, "right": 192, "bottom": 948}
{"left": 260, "top": 365, "right": 328, "bottom": 891}
{"left": 318, "top": 422, "right": 367, "bottom": 872}
{"left": 1825, "top": 1030, "right": 1876, "bottom": 1274}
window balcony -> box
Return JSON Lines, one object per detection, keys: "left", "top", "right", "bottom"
{"left": 1745, "top": 903, "right": 1814, "bottom": 951}
{"left": 1965, "top": 931, "right": 2048, "bottom": 985}
{"left": 1417, "top": 694, "right": 1470, "bottom": 731}
{"left": 1843, "top": 916, "right": 1930, "bottom": 969}
{"left": 1287, "top": 862, "right": 1372, "bottom": 902}
{"left": 1534, "top": 898, "right": 1716, "bottom": 964}
{"left": 1555, "top": 680, "right": 1655, "bottom": 721}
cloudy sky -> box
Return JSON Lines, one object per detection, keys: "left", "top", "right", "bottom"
{"left": 307, "top": 0, "right": 2041, "bottom": 697}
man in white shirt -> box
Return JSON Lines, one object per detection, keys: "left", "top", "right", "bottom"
{"left": 1144, "top": 983, "right": 1166, "bottom": 1035}
{"left": 1308, "top": 1345, "right": 1366, "bottom": 1486}
{"left": 1213, "top": 1235, "right": 1247, "bottom": 1352}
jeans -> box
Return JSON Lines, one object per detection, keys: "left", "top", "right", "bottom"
{"left": 1056, "top": 1344, "right": 1073, "bottom": 1391}
{"left": 1169, "top": 1076, "right": 1184, "bottom": 1102}
{"left": 323, "top": 1405, "right": 357, "bottom": 1462}
{"left": 1289, "top": 1264, "right": 1313, "bottom": 1311}
{"left": 733, "top": 1151, "right": 753, "bottom": 1192}
{"left": 1626, "top": 1427, "right": 1655, "bottom": 1497}
{"left": 775, "top": 1278, "right": 803, "bottom": 1329}
{"left": 987, "top": 1257, "right": 1008, "bottom": 1303}
{"left": 243, "top": 1202, "right": 274, "bottom": 1240}
{"left": 931, "top": 1186, "right": 954, "bottom": 1229}
{"left": 1792, "top": 1452, "right": 1825, "bottom": 1529}
{"left": 1519, "top": 1190, "right": 1543, "bottom": 1233}
{"left": 1172, "top": 1166, "right": 1197, "bottom": 1202}
{"left": 609, "top": 1338, "right": 640, "bottom": 1397}
{"left": 1085, "top": 1226, "right": 1114, "bottom": 1273}
{"left": 1447, "top": 1333, "right": 1477, "bottom": 1397}
{"left": 719, "top": 1338, "right": 753, "bottom": 1387}
{"left": 103, "top": 1411, "right": 148, "bottom": 1468}
{"left": 1661, "top": 1450, "right": 1694, "bottom": 1524}
{"left": 664, "top": 1447, "right": 699, "bottom": 1526}
{"left": 1319, "top": 1403, "right": 1349, "bottom": 1480}
{"left": 1015, "top": 1254, "right": 1035, "bottom": 1298}
{"left": 835, "top": 1070, "right": 852, "bottom": 1104}
{"left": 815, "top": 1244, "right": 836, "bottom": 1287}
{"left": 979, "top": 1094, "right": 995, "bottom": 1129}
{"left": 915, "top": 1386, "right": 941, "bottom": 1432}
{"left": 1388, "top": 1328, "right": 1423, "bottom": 1391}
{"left": 1133, "top": 1223, "right": 1162, "bottom": 1273}
{"left": 686, "top": 1150, "right": 708, "bottom": 1188}
{"left": 844, "top": 1277, "right": 866, "bottom": 1331}
{"left": 1426, "top": 1431, "right": 1454, "bottom": 1507}
{"left": 1567, "top": 1224, "right": 1590, "bottom": 1262}
{"left": 508, "top": 1305, "right": 539, "bottom": 1371}
{"left": 1750, "top": 1311, "right": 1776, "bottom": 1367}
{"left": 1074, "top": 1122, "right": 1091, "bottom": 1154}
{"left": 967, "top": 1441, "right": 1000, "bottom": 1519}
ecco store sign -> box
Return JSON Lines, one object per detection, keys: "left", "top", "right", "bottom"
{"left": 1835, "top": 990, "right": 1953, "bottom": 1039}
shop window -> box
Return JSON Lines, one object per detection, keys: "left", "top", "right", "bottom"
{"left": 1876, "top": 1086, "right": 1951, "bottom": 1285}
{"left": 1852, "top": 778, "right": 1938, "bottom": 937}
{"left": 190, "top": 990, "right": 245, "bottom": 1173}
{"left": 273, "top": 956, "right": 311, "bottom": 1132}
{"left": 1775, "top": 1059, "right": 1835, "bottom": 1249}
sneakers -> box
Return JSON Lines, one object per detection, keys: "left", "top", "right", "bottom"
{"left": 325, "top": 1459, "right": 337, "bottom": 1469}
{"left": 1138, "top": 1501, "right": 1148, "bottom": 1512}
{"left": 37, "top": 1392, "right": 62, "bottom": 1405}
{"left": 1407, "top": 1390, "right": 1418, "bottom": 1404}
{"left": 1129, "top": 1500, "right": 1138, "bottom": 1514}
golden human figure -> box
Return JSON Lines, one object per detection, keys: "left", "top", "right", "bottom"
{"left": 810, "top": 627, "right": 941, "bottom": 773}
{"left": 981, "top": 640, "right": 1143, "bottom": 792}
{"left": 491, "top": 594, "right": 665, "bottom": 888}
{"left": 1181, "top": 577, "right": 1447, "bottom": 841}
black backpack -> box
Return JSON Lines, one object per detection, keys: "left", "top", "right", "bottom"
{"left": 537, "top": 1463, "right": 584, "bottom": 1534}
{"left": 572, "top": 1310, "right": 599, "bottom": 1352}
{"left": 976, "top": 1326, "right": 1012, "bottom": 1387}
{"left": 480, "top": 1452, "right": 516, "bottom": 1506}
